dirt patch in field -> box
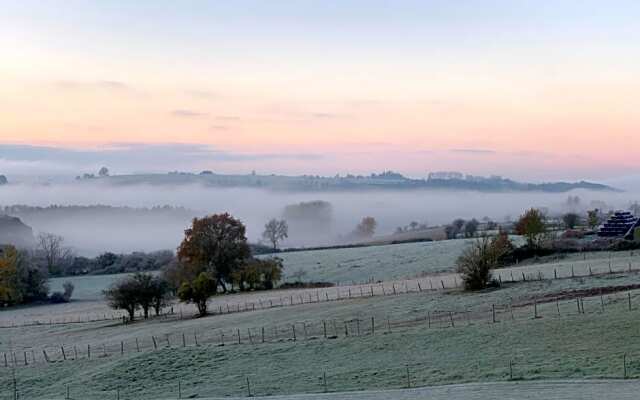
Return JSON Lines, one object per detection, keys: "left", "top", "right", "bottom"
{"left": 522, "top": 283, "right": 640, "bottom": 306}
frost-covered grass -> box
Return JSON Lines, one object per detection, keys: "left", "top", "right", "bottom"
{"left": 4, "top": 272, "right": 640, "bottom": 399}
{"left": 273, "top": 239, "right": 477, "bottom": 284}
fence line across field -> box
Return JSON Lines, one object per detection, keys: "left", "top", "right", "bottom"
{"left": 3, "top": 253, "right": 640, "bottom": 330}
{"left": 4, "top": 285, "right": 640, "bottom": 370}
{"left": 2, "top": 343, "right": 639, "bottom": 400}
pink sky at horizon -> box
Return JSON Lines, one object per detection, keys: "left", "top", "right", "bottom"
{"left": 1, "top": 1, "right": 639, "bottom": 181}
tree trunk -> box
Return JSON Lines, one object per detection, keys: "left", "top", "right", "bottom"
{"left": 128, "top": 307, "right": 135, "bottom": 322}
{"left": 219, "top": 280, "right": 227, "bottom": 293}
{"left": 197, "top": 301, "right": 207, "bottom": 317}
{"left": 143, "top": 306, "right": 149, "bottom": 319}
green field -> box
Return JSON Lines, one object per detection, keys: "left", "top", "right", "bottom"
{"left": 4, "top": 270, "right": 640, "bottom": 400}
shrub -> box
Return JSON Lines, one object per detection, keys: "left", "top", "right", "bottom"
{"left": 177, "top": 272, "right": 217, "bottom": 317}
{"left": 49, "top": 292, "right": 67, "bottom": 303}
{"left": 49, "top": 281, "right": 74, "bottom": 304}
{"left": 515, "top": 208, "right": 547, "bottom": 248}
{"left": 62, "top": 281, "right": 74, "bottom": 301}
{"left": 456, "top": 236, "right": 504, "bottom": 290}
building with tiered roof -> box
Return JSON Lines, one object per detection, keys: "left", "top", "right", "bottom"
{"left": 597, "top": 211, "right": 640, "bottom": 240}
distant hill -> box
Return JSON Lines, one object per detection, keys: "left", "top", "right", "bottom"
{"left": 0, "top": 215, "right": 35, "bottom": 249}
{"left": 78, "top": 170, "right": 618, "bottom": 193}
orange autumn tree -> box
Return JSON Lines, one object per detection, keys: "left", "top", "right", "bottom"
{"left": 177, "top": 213, "right": 251, "bottom": 294}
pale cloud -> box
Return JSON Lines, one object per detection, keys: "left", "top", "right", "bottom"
{"left": 170, "top": 109, "right": 209, "bottom": 117}
{"left": 54, "top": 80, "right": 132, "bottom": 91}
{"left": 185, "top": 90, "right": 219, "bottom": 99}
{"left": 449, "top": 148, "right": 497, "bottom": 155}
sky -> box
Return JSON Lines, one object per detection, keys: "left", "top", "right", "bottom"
{"left": 1, "top": 0, "right": 640, "bottom": 182}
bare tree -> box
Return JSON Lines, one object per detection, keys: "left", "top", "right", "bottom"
{"left": 262, "top": 218, "right": 288, "bottom": 250}
{"left": 36, "top": 233, "right": 73, "bottom": 275}
{"left": 354, "top": 216, "right": 377, "bottom": 238}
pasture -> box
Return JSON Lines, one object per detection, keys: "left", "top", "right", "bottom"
{"left": 4, "top": 239, "right": 640, "bottom": 399}
{"left": 4, "top": 269, "right": 640, "bottom": 399}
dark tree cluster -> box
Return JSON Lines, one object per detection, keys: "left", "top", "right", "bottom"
{"left": 0, "top": 245, "right": 75, "bottom": 307}
{"left": 445, "top": 218, "right": 480, "bottom": 239}
{"left": 45, "top": 250, "right": 175, "bottom": 276}
{"left": 103, "top": 272, "right": 171, "bottom": 321}
{"left": 394, "top": 220, "right": 428, "bottom": 234}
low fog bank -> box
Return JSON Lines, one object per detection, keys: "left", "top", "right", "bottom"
{"left": 1, "top": 181, "right": 639, "bottom": 255}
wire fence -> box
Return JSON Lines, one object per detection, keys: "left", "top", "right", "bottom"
{"left": 2, "top": 339, "right": 640, "bottom": 400}
{"left": 3, "top": 253, "right": 640, "bottom": 330}
{"left": 3, "top": 284, "right": 640, "bottom": 371}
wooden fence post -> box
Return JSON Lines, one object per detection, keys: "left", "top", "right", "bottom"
{"left": 492, "top": 304, "right": 496, "bottom": 323}
{"left": 323, "top": 320, "right": 327, "bottom": 338}
{"left": 323, "top": 371, "right": 328, "bottom": 392}
{"left": 406, "top": 365, "right": 411, "bottom": 388}
{"left": 629, "top": 293, "right": 632, "bottom": 311}
{"left": 152, "top": 336, "right": 158, "bottom": 350}
{"left": 509, "top": 360, "right": 513, "bottom": 380}
{"left": 61, "top": 346, "right": 66, "bottom": 360}
{"left": 371, "top": 316, "right": 375, "bottom": 335}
